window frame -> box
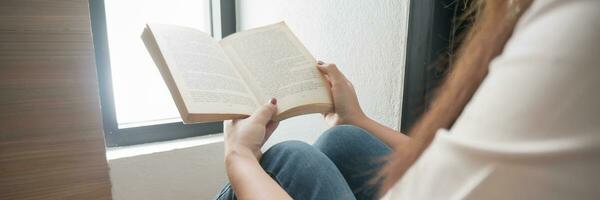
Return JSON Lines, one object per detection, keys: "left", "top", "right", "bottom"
{"left": 89, "top": 0, "right": 237, "bottom": 147}
{"left": 401, "top": 0, "right": 466, "bottom": 132}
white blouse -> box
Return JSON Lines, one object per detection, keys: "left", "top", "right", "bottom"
{"left": 382, "top": 0, "right": 600, "bottom": 199}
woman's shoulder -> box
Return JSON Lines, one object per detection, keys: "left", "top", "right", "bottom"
{"left": 505, "top": 0, "right": 599, "bottom": 63}
{"left": 451, "top": 0, "right": 600, "bottom": 142}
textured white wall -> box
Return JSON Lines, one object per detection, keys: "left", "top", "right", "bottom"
{"left": 238, "top": 0, "right": 410, "bottom": 146}
{"left": 109, "top": 1, "right": 409, "bottom": 199}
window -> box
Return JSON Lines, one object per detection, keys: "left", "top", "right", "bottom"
{"left": 401, "top": 0, "right": 469, "bottom": 132}
{"left": 89, "top": 0, "right": 237, "bottom": 147}
{"left": 105, "top": 0, "right": 210, "bottom": 127}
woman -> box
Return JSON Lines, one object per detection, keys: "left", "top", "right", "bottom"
{"left": 215, "top": 0, "right": 600, "bottom": 199}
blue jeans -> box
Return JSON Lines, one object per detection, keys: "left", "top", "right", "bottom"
{"left": 214, "top": 125, "right": 392, "bottom": 200}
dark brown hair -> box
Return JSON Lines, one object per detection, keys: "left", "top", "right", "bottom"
{"left": 378, "top": 0, "right": 534, "bottom": 196}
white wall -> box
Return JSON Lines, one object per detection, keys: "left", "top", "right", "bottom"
{"left": 238, "top": 0, "right": 410, "bottom": 147}
{"left": 109, "top": 1, "right": 409, "bottom": 199}
{"left": 109, "top": 135, "right": 226, "bottom": 200}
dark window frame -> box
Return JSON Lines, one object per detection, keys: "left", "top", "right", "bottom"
{"left": 401, "top": 0, "right": 467, "bottom": 133}
{"left": 89, "top": 0, "right": 237, "bottom": 147}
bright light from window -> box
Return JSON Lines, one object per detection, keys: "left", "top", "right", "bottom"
{"left": 104, "top": 0, "right": 211, "bottom": 128}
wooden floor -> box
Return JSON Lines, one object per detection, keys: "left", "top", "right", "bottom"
{"left": 0, "top": 0, "right": 112, "bottom": 199}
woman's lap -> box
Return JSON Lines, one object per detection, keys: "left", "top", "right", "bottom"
{"left": 214, "top": 125, "right": 391, "bottom": 200}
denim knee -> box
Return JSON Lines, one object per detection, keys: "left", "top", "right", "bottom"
{"left": 260, "top": 140, "right": 356, "bottom": 200}
{"left": 216, "top": 140, "right": 356, "bottom": 200}
{"left": 313, "top": 125, "right": 391, "bottom": 200}
{"left": 316, "top": 124, "right": 390, "bottom": 156}
{"left": 314, "top": 125, "right": 381, "bottom": 154}
{"left": 261, "top": 140, "right": 316, "bottom": 163}
{"left": 317, "top": 125, "right": 369, "bottom": 142}
{"left": 260, "top": 140, "right": 328, "bottom": 177}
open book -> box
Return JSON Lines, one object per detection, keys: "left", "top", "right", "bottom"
{"left": 142, "top": 22, "right": 332, "bottom": 123}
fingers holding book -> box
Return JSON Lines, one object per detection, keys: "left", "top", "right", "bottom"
{"left": 317, "top": 61, "right": 368, "bottom": 127}
{"left": 224, "top": 98, "right": 279, "bottom": 160}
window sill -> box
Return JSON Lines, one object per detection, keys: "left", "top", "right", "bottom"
{"left": 106, "top": 133, "right": 224, "bottom": 160}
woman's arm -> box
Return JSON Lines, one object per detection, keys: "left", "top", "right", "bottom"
{"left": 317, "top": 63, "right": 409, "bottom": 147}
{"left": 353, "top": 116, "right": 410, "bottom": 148}
{"left": 225, "top": 149, "right": 291, "bottom": 200}
{"left": 223, "top": 99, "right": 292, "bottom": 200}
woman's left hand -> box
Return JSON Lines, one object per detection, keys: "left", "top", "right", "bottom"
{"left": 224, "top": 98, "right": 279, "bottom": 160}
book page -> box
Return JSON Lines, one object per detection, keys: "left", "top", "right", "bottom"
{"left": 146, "top": 24, "right": 258, "bottom": 115}
{"left": 219, "top": 22, "right": 332, "bottom": 114}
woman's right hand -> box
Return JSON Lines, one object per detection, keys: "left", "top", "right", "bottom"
{"left": 317, "top": 61, "right": 368, "bottom": 127}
